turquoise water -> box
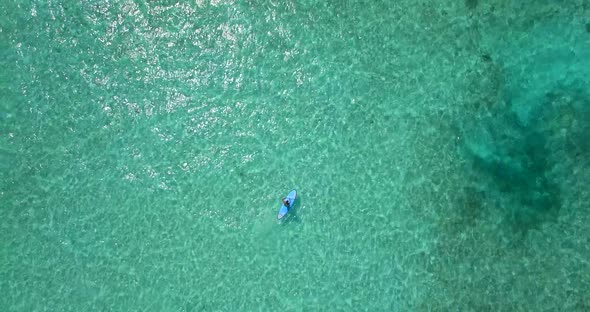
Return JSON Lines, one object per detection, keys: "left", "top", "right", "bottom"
{"left": 2, "top": 1, "right": 589, "bottom": 310}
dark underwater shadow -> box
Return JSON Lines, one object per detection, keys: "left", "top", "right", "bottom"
{"left": 470, "top": 133, "right": 561, "bottom": 233}
{"left": 460, "top": 98, "right": 566, "bottom": 234}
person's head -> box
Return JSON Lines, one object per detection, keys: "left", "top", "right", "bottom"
{"left": 285, "top": 200, "right": 290, "bottom": 205}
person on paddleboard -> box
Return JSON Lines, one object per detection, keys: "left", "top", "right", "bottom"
{"left": 278, "top": 190, "right": 296, "bottom": 220}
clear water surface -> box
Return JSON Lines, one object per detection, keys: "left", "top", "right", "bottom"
{"left": 2, "top": 1, "right": 589, "bottom": 311}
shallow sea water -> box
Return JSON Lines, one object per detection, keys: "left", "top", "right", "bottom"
{"left": 1, "top": 1, "right": 590, "bottom": 311}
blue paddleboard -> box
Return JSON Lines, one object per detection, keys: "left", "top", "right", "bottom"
{"left": 278, "top": 190, "right": 297, "bottom": 220}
